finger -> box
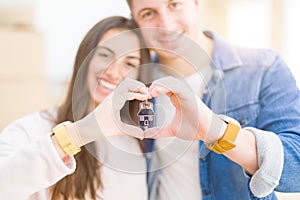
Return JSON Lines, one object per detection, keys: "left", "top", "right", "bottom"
{"left": 144, "top": 126, "right": 175, "bottom": 138}
{"left": 126, "top": 92, "right": 149, "bottom": 101}
{"left": 151, "top": 76, "right": 192, "bottom": 98}
{"left": 119, "top": 78, "right": 147, "bottom": 93}
{"left": 149, "top": 85, "right": 181, "bottom": 109}
{"left": 151, "top": 76, "right": 178, "bottom": 90}
{"left": 120, "top": 123, "right": 144, "bottom": 140}
{"left": 135, "top": 85, "right": 149, "bottom": 95}
{"left": 149, "top": 85, "right": 172, "bottom": 98}
{"left": 113, "top": 78, "right": 148, "bottom": 109}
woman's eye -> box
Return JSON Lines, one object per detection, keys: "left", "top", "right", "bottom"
{"left": 126, "top": 62, "right": 138, "bottom": 68}
{"left": 98, "top": 53, "right": 109, "bottom": 58}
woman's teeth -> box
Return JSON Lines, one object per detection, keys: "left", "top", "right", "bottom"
{"left": 98, "top": 79, "right": 116, "bottom": 90}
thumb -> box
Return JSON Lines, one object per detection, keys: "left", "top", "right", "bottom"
{"left": 113, "top": 78, "right": 149, "bottom": 110}
{"left": 144, "top": 126, "right": 175, "bottom": 139}
{"left": 119, "top": 123, "right": 144, "bottom": 140}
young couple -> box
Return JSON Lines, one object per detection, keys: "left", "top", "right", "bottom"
{"left": 1, "top": 0, "right": 299, "bottom": 199}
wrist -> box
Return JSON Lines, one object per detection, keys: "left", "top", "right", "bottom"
{"left": 204, "top": 114, "right": 227, "bottom": 143}
{"left": 51, "top": 133, "right": 69, "bottom": 157}
{"left": 50, "top": 134, "right": 74, "bottom": 167}
{"left": 74, "top": 115, "right": 106, "bottom": 145}
{"left": 65, "top": 122, "right": 82, "bottom": 148}
{"left": 52, "top": 121, "right": 81, "bottom": 156}
{"left": 205, "top": 114, "right": 241, "bottom": 154}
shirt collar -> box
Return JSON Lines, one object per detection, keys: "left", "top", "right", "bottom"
{"left": 204, "top": 30, "right": 243, "bottom": 71}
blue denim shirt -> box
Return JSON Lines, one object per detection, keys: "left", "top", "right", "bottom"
{"left": 146, "top": 31, "right": 300, "bottom": 200}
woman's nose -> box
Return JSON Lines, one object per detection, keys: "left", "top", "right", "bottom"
{"left": 103, "top": 59, "right": 123, "bottom": 79}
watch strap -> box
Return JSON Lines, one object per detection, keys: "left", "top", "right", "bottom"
{"left": 206, "top": 116, "right": 241, "bottom": 154}
{"left": 52, "top": 121, "right": 81, "bottom": 156}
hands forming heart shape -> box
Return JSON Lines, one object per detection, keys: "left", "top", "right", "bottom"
{"left": 111, "top": 77, "right": 226, "bottom": 142}
{"left": 73, "top": 76, "right": 226, "bottom": 147}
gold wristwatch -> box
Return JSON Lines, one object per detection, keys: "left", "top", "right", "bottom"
{"left": 52, "top": 121, "right": 81, "bottom": 156}
{"left": 206, "top": 115, "right": 241, "bottom": 154}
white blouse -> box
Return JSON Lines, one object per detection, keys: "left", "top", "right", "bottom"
{"left": 0, "top": 110, "right": 147, "bottom": 200}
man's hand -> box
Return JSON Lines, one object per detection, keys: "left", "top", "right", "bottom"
{"left": 144, "top": 76, "right": 224, "bottom": 142}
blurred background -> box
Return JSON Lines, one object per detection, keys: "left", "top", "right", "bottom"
{"left": 0, "top": 1, "right": 299, "bottom": 198}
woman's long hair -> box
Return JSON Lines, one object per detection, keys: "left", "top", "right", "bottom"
{"left": 51, "top": 16, "right": 150, "bottom": 200}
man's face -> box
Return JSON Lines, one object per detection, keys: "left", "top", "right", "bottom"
{"left": 130, "top": 0, "right": 201, "bottom": 55}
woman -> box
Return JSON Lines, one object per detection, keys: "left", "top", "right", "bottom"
{"left": 0, "top": 16, "right": 151, "bottom": 199}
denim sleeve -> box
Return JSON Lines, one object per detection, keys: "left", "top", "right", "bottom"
{"left": 253, "top": 53, "right": 300, "bottom": 195}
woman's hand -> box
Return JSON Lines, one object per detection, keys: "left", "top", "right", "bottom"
{"left": 69, "top": 78, "right": 149, "bottom": 147}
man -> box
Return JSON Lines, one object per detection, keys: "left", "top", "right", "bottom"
{"left": 126, "top": 0, "right": 300, "bottom": 199}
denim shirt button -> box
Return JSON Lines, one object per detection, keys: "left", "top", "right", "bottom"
{"left": 203, "top": 190, "right": 210, "bottom": 195}
{"left": 201, "top": 157, "right": 207, "bottom": 162}
{"left": 239, "top": 119, "right": 246, "bottom": 125}
{"left": 145, "top": 153, "right": 152, "bottom": 159}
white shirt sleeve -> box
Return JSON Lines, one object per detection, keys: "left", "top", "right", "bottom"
{"left": 243, "top": 127, "right": 284, "bottom": 198}
{"left": 0, "top": 112, "right": 76, "bottom": 199}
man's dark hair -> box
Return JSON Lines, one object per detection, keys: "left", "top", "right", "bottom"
{"left": 126, "top": 0, "right": 132, "bottom": 8}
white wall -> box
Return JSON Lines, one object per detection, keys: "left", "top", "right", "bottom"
{"left": 283, "top": 0, "right": 300, "bottom": 85}
{"left": 33, "top": 0, "right": 130, "bottom": 97}
{"left": 226, "top": 0, "right": 300, "bottom": 87}
{"left": 34, "top": 0, "right": 130, "bottom": 84}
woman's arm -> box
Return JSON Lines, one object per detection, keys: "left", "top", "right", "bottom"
{"left": 0, "top": 113, "right": 76, "bottom": 199}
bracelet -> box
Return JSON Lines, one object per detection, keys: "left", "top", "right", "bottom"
{"left": 52, "top": 121, "right": 81, "bottom": 156}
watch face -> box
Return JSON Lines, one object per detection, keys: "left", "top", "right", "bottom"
{"left": 137, "top": 101, "right": 155, "bottom": 130}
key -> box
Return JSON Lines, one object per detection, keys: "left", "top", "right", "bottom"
{"left": 137, "top": 100, "right": 155, "bottom": 130}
